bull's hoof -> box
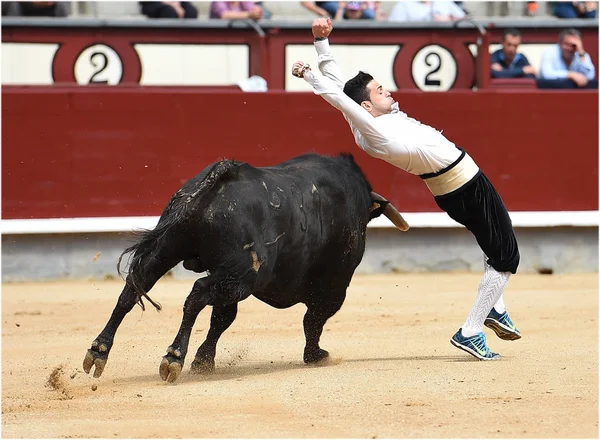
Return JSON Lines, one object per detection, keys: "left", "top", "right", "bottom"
{"left": 159, "top": 347, "right": 184, "bottom": 383}
{"left": 159, "top": 356, "right": 183, "bottom": 383}
{"left": 83, "top": 340, "right": 110, "bottom": 378}
{"left": 304, "top": 348, "right": 329, "bottom": 364}
{"left": 190, "top": 356, "right": 215, "bottom": 374}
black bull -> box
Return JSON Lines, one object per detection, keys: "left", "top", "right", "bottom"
{"left": 83, "top": 153, "right": 408, "bottom": 382}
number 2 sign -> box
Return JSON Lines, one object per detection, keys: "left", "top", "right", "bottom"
{"left": 74, "top": 44, "right": 123, "bottom": 85}
{"left": 410, "top": 44, "right": 457, "bottom": 92}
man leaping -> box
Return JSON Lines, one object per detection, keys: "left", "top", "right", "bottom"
{"left": 293, "top": 18, "right": 521, "bottom": 360}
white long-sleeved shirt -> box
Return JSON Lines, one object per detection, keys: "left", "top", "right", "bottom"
{"left": 304, "top": 39, "right": 480, "bottom": 196}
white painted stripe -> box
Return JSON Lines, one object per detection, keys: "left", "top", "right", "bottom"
{"left": 1, "top": 43, "right": 59, "bottom": 85}
{"left": 134, "top": 44, "right": 249, "bottom": 85}
{"left": 1, "top": 211, "right": 597, "bottom": 235}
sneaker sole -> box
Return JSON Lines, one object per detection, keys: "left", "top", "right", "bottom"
{"left": 484, "top": 318, "right": 522, "bottom": 341}
{"left": 450, "top": 338, "right": 500, "bottom": 361}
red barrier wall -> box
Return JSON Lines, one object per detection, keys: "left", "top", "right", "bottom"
{"left": 2, "top": 87, "right": 597, "bottom": 220}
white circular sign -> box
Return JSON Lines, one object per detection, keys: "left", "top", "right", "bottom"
{"left": 74, "top": 44, "right": 123, "bottom": 85}
{"left": 411, "top": 45, "right": 457, "bottom": 92}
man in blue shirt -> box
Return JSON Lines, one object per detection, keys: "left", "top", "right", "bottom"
{"left": 539, "top": 28, "right": 597, "bottom": 89}
{"left": 490, "top": 29, "right": 536, "bottom": 78}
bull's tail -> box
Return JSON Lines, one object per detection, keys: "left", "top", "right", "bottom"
{"left": 117, "top": 224, "right": 172, "bottom": 312}
{"left": 117, "top": 159, "right": 238, "bottom": 311}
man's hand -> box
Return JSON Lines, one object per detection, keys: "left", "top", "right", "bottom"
{"left": 491, "top": 63, "right": 503, "bottom": 72}
{"left": 575, "top": 38, "right": 585, "bottom": 55}
{"left": 568, "top": 71, "right": 589, "bottom": 87}
{"left": 522, "top": 65, "right": 536, "bottom": 75}
{"left": 312, "top": 17, "right": 333, "bottom": 39}
{"left": 248, "top": 5, "right": 263, "bottom": 19}
{"left": 292, "top": 61, "right": 311, "bottom": 78}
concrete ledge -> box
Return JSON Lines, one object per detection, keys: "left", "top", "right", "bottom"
{"left": 2, "top": 225, "right": 597, "bottom": 282}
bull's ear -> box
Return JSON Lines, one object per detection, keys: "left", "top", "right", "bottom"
{"left": 369, "top": 200, "right": 387, "bottom": 219}
{"left": 370, "top": 191, "right": 409, "bottom": 231}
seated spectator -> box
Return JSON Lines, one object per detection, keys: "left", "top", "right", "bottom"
{"left": 341, "top": 1, "right": 379, "bottom": 20}
{"left": 389, "top": 0, "right": 465, "bottom": 22}
{"left": 210, "top": 1, "right": 263, "bottom": 19}
{"left": 301, "top": 1, "right": 341, "bottom": 19}
{"left": 2, "top": 1, "right": 68, "bottom": 17}
{"left": 538, "top": 28, "right": 597, "bottom": 89}
{"left": 553, "top": 1, "right": 597, "bottom": 18}
{"left": 139, "top": 1, "right": 197, "bottom": 19}
{"left": 491, "top": 29, "right": 536, "bottom": 79}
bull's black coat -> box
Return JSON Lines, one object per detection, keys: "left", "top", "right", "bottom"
{"left": 84, "top": 153, "right": 391, "bottom": 382}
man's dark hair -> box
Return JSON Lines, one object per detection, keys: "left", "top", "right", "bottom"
{"left": 559, "top": 28, "right": 581, "bottom": 42}
{"left": 503, "top": 28, "right": 521, "bottom": 40}
{"left": 343, "top": 71, "right": 373, "bottom": 105}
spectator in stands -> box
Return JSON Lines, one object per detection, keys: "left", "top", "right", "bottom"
{"left": 139, "top": 1, "right": 198, "bottom": 19}
{"left": 538, "top": 28, "right": 597, "bottom": 89}
{"left": 553, "top": 1, "right": 597, "bottom": 18}
{"left": 389, "top": 0, "right": 465, "bottom": 22}
{"left": 2, "top": 1, "right": 68, "bottom": 17}
{"left": 491, "top": 29, "right": 536, "bottom": 79}
{"left": 341, "top": 1, "right": 379, "bottom": 20}
{"left": 210, "top": 1, "right": 264, "bottom": 19}
{"left": 301, "top": 1, "right": 342, "bottom": 19}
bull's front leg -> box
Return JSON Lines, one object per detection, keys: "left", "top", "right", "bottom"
{"left": 83, "top": 284, "right": 138, "bottom": 378}
{"left": 159, "top": 278, "right": 211, "bottom": 383}
{"left": 303, "top": 292, "right": 346, "bottom": 363}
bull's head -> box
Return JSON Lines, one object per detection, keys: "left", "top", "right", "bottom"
{"left": 370, "top": 192, "right": 409, "bottom": 231}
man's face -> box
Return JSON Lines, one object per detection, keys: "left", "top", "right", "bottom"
{"left": 502, "top": 34, "right": 520, "bottom": 63}
{"left": 560, "top": 34, "right": 579, "bottom": 61}
{"left": 363, "top": 80, "right": 395, "bottom": 117}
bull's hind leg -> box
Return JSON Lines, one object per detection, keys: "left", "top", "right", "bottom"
{"left": 83, "top": 255, "right": 177, "bottom": 378}
{"left": 190, "top": 303, "right": 238, "bottom": 374}
{"left": 83, "top": 283, "right": 138, "bottom": 378}
{"left": 303, "top": 291, "right": 347, "bottom": 363}
{"left": 159, "top": 277, "right": 213, "bottom": 382}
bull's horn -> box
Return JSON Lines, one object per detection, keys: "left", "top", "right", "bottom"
{"left": 370, "top": 192, "right": 410, "bottom": 232}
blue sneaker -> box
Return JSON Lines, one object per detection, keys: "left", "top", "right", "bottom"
{"left": 485, "top": 309, "right": 521, "bottom": 341}
{"left": 450, "top": 329, "right": 500, "bottom": 360}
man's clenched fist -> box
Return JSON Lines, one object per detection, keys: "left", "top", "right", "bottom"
{"left": 292, "top": 61, "right": 311, "bottom": 78}
{"left": 312, "top": 17, "right": 333, "bottom": 39}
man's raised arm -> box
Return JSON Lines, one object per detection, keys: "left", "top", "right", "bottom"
{"left": 312, "top": 18, "right": 345, "bottom": 90}
{"left": 292, "top": 62, "right": 389, "bottom": 152}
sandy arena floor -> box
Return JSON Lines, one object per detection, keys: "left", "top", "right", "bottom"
{"left": 2, "top": 273, "right": 598, "bottom": 438}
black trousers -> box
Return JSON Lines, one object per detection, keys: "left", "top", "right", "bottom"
{"left": 434, "top": 172, "right": 520, "bottom": 274}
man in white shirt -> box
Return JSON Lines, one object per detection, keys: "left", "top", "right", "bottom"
{"left": 292, "top": 18, "right": 521, "bottom": 361}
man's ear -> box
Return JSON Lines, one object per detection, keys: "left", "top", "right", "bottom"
{"left": 361, "top": 101, "right": 372, "bottom": 112}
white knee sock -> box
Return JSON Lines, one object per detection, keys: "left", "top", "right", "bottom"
{"left": 461, "top": 265, "right": 511, "bottom": 338}
{"left": 483, "top": 255, "right": 507, "bottom": 314}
